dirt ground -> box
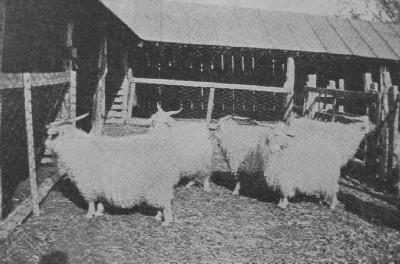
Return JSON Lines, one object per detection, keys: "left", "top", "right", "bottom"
{"left": 1, "top": 124, "right": 400, "bottom": 264}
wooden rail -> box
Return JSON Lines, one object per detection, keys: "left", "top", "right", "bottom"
{"left": 0, "top": 72, "right": 70, "bottom": 90}
{"left": 133, "top": 77, "right": 290, "bottom": 94}
{"left": 304, "top": 86, "right": 379, "bottom": 102}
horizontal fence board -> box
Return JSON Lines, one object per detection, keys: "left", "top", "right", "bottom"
{"left": 0, "top": 72, "right": 70, "bottom": 90}
{"left": 133, "top": 77, "right": 290, "bottom": 93}
{"left": 305, "top": 86, "right": 378, "bottom": 102}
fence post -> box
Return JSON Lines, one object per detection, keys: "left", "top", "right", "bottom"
{"left": 303, "top": 74, "right": 317, "bottom": 118}
{"left": 283, "top": 57, "right": 295, "bottom": 121}
{"left": 328, "top": 80, "right": 336, "bottom": 121}
{"left": 92, "top": 34, "right": 107, "bottom": 135}
{"left": 23, "top": 73, "right": 40, "bottom": 216}
{"left": 206, "top": 88, "right": 215, "bottom": 123}
{"left": 0, "top": 89, "right": 2, "bottom": 219}
{"left": 363, "top": 73, "right": 374, "bottom": 170}
{"left": 338, "top": 79, "right": 345, "bottom": 113}
{"left": 126, "top": 68, "right": 136, "bottom": 122}
{"left": 379, "top": 69, "right": 391, "bottom": 180}
{"left": 389, "top": 85, "right": 399, "bottom": 186}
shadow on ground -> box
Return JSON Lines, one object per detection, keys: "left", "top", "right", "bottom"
{"left": 39, "top": 251, "right": 69, "bottom": 264}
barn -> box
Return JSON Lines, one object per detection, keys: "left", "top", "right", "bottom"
{"left": 1, "top": 0, "right": 400, "bottom": 263}
{"left": 73, "top": 0, "right": 400, "bottom": 130}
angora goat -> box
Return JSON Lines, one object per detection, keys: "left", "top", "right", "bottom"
{"left": 263, "top": 130, "right": 341, "bottom": 209}
{"left": 212, "top": 116, "right": 275, "bottom": 195}
{"left": 45, "top": 114, "right": 181, "bottom": 225}
{"left": 288, "top": 116, "right": 371, "bottom": 166}
{"left": 147, "top": 103, "right": 214, "bottom": 192}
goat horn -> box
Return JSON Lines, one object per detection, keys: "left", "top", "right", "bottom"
{"left": 47, "top": 113, "right": 89, "bottom": 128}
{"left": 70, "top": 113, "right": 90, "bottom": 123}
{"left": 166, "top": 107, "right": 183, "bottom": 116}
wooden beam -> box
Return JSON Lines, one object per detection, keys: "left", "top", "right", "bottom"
{"left": 66, "top": 22, "right": 77, "bottom": 124}
{"left": 379, "top": 68, "right": 391, "bottom": 180}
{"left": 70, "top": 70, "right": 77, "bottom": 125}
{"left": 23, "top": 73, "right": 40, "bottom": 217}
{"left": 132, "top": 77, "right": 290, "bottom": 94}
{"left": 0, "top": 0, "right": 6, "bottom": 72}
{"left": 126, "top": 68, "right": 136, "bottom": 122}
{"left": 304, "top": 74, "right": 317, "bottom": 118}
{"left": 91, "top": 35, "right": 108, "bottom": 135}
{"left": 0, "top": 171, "right": 64, "bottom": 240}
{"left": 304, "top": 86, "right": 378, "bottom": 102}
{"left": 389, "top": 86, "right": 399, "bottom": 182}
{"left": 283, "top": 57, "right": 295, "bottom": 122}
{"left": 206, "top": 88, "right": 215, "bottom": 123}
{"left": 0, "top": 88, "right": 2, "bottom": 219}
{"left": 391, "top": 85, "right": 400, "bottom": 193}
{"left": 338, "top": 79, "right": 345, "bottom": 113}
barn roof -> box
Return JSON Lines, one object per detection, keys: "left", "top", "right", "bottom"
{"left": 98, "top": 0, "right": 400, "bottom": 61}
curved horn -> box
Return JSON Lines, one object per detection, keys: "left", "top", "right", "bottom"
{"left": 166, "top": 107, "right": 183, "bottom": 116}
{"left": 71, "top": 113, "right": 90, "bottom": 123}
{"left": 47, "top": 113, "right": 89, "bottom": 128}
{"left": 217, "top": 115, "right": 233, "bottom": 124}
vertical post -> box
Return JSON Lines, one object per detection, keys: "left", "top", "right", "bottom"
{"left": 92, "top": 34, "right": 107, "bottom": 135}
{"left": 363, "top": 73, "right": 373, "bottom": 170}
{"left": 0, "top": 0, "right": 4, "bottom": 218}
{"left": 126, "top": 68, "right": 136, "bottom": 122}
{"left": 120, "top": 45, "right": 129, "bottom": 122}
{"left": 23, "top": 73, "right": 40, "bottom": 216}
{"left": 363, "top": 73, "right": 373, "bottom": 119}
{"left": 283, "top": 57, "right": 295, "bottom": 122}
{"left": 328, "top": 80, "right": 336, "bottom": 120}
{"left": 304, "top": 74, "right": 317, "bottom": 118}
{"left": 379, "top": 68, "right": 391, "bottom": 180}
{"left": 65, "top": 22, "right": 77, "bottom": 125}
{"left": 389, "top": 85, "right": 399, "bottom": 181}
{"left": 0, "top": 89, "right": 2, "bottom": 219}
{"left": 206, "top": 88, "right": 215, "bottom": 123}
{"left": 338, "top": 79, "right": 345, "bottom": 113}
{"left": 0, "top": 0, "right": 6, "bottom": 73}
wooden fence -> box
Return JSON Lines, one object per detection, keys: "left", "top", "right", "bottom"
{"left": 302, "top": 71, "right": 400, "bottom": 183}
{"left": 104, "top": 57, "right": 296, "bottom": 126}
{"left": 0, "top": 70, "right": 76, "bottom": 239}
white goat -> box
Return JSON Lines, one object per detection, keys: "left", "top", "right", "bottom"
{"left": 212, "top": 116, "right": 273, "bottom": 195}
{"left": 263, "top": 130, "right": 341, "bottom": 209}
{"left": 45, "top": 114, "right": 181, "bottom": 225}
{"left": 146, "top": 103, "right": 214, "bottom": 192}
{"left": 288, "top": 116, "right": 371, "bottom": 166}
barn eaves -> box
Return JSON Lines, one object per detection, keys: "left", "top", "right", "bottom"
{"left": 97, "top": 0, "right": 400, "bottom": 61}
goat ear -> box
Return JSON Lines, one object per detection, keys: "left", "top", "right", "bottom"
{"left": 156, "top": 102, "right": 163, "bottom": 112}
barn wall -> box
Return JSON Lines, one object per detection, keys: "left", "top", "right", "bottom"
{"left": 2, "top": 0, "right": 72, "bottom": 73}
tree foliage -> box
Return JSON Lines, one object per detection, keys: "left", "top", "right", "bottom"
{"left": 376, "top": 0, "right": 400, "bottom": 22}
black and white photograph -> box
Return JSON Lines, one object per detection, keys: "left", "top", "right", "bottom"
{"left": 1, "top": 0, "right": 400, "bottom": 263}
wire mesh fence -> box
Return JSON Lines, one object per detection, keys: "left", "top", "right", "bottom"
{"left": 1, "top": 72, "right": 69, "bottom": 218}
{"left": 131, "top": 84, "right": 287, "bottom": 121}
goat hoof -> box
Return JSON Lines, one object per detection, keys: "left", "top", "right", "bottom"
{"left": 161, "top": 221, "right": 171, "bottom": 227}
{"left": 277, "top": 203, "right": 287, "bottom": 209}
{"left": 85, "top": 213, "right": 95, "bottom": 219}
{"left": 155, "top": 211, "right": 163, "bottom": 222}
{"left": 185, "top": 181, "right": 195, "bottom": 188}
{"left": 329, "top": 203, "right": 337, "bottom": 210}
{"left": 94, "top": 211, "right": 104, "bottom": 217}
